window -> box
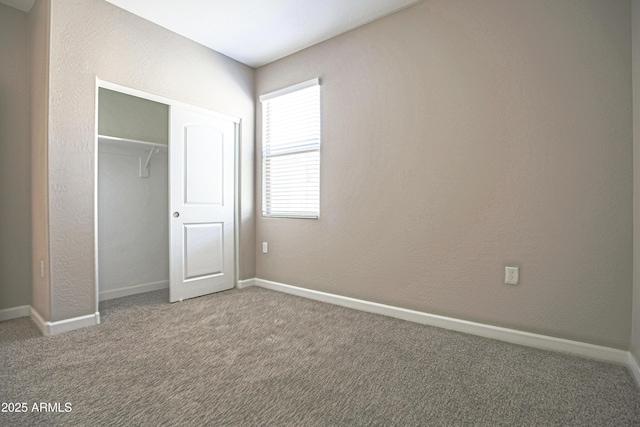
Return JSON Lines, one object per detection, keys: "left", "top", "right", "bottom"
{"left": 260, "top": 78, "right": 321, "bottom": 218}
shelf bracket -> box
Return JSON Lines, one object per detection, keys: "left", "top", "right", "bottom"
{"left": 140, "top": 147, "right": 159, "bottom": 178}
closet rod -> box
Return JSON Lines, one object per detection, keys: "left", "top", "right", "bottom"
{"left": 98, "top": 134, "right": 168, "bottom": 150}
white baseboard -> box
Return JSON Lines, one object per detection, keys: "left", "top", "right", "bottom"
{"left": 30, "top": 307, "right": 100, "bottom": 336}
{"left": 237, "top": 278, "right": 256, "bottom": 289}
{"left": 253, "top": 278, "right": 630, "bottom": 367}
{"left": 0, "top": 305, "right": 30, "bottom": 322}
{"left": 99, "top": 280, "right": 169, "bottom": 301}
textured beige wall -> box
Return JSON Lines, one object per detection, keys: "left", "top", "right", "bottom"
{"left": 256, "top": 0, "right": 633, "bottom": 349}
{"left": 0, "top": 4, "right": 31, "bottom": 310}
{"left": 98, "top": 88, "right": 169, "bottom": 145}
{"left": 632, "top": 0, "right": 640, "bottom": 360}
{"left": 46, "top": 0, "right": 255, "bottom": 321}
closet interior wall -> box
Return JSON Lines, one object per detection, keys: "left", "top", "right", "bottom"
{"left": 97, "top": 88, "right": 170, "bottom": 301}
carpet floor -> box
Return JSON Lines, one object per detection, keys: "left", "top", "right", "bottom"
{"left": 1, "top": 286, "right": 640, "bottom": 426}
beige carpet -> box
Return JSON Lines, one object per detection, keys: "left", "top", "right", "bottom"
{"left": 1, "top": 286, "right": 639, "bottom": 426}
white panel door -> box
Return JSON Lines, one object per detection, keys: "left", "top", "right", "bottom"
{"left": 169, "top": 106, "right": 236, "bottom": 302}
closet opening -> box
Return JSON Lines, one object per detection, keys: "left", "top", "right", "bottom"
{"left": 97, "top": 88, "right": 170, "bottom": 304}
{"left": 95, "top": 82, "right": 241, "bottom": 318}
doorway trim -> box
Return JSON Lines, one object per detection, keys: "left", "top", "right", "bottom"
{"left": 94, "top": 78, "right": 242, "bottom": 315}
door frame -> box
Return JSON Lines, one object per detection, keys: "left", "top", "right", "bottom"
{"left": 93, "top": 78, "right": 242, "bottom": 315}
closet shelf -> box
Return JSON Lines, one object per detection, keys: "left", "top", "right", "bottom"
{"left": 98, "top": 135, "right": 168, "bottom": 152}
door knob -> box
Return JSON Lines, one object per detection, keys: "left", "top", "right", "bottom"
{"left": 173, "top": 212, "right": 180, "bottom": 218}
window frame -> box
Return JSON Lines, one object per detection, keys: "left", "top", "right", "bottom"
{"left": 260, "top": 78, "right": 321, "bottom": 219}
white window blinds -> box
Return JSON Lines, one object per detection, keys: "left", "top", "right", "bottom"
{"left": 260, "top": 79, "right": 321, "bottom": 218}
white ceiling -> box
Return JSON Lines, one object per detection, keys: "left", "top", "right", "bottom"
{"left": 103, "top": 0, "right": 422, "bottom": 68}
{"left": 0, "top": 0, "right": 421, "bottom": 68}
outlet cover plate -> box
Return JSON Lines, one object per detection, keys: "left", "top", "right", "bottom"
{"left": 505, "top": 266, "right": 519, "bottom": 285}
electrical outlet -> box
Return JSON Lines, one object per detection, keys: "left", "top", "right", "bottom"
{"left": 262, "top": 242, "right": 268, "bottom": 254}
{"left": 505, "top": 266, "right": 519, "bottom": 285}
